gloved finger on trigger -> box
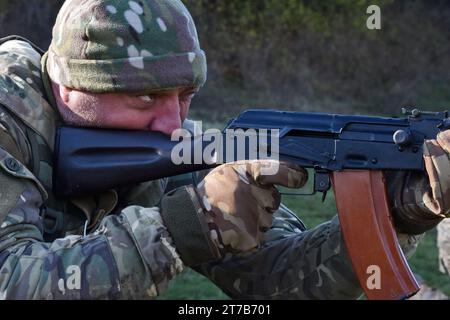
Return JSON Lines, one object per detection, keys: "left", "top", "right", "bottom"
{"left": 252, "top": 161, "right": 308, "bottom": 188}
{"left": 423, "top": 139, "right": 450, "bottom": 215}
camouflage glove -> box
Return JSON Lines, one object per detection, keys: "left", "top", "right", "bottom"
{"left": 160, "top": 160, "right": 306, "bottom": 267}
{"left": 390, "top": 131, "right": 450, "bottom": 234}
{"left": 195, "top": 160, "right": 307, "bottom": 254}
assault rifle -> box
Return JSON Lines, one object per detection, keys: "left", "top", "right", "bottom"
{"left": 54, "top": 108, "right": 450, "bottom": 300}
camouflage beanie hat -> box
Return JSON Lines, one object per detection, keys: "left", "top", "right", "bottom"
{"left": 46, "top": 0, "right": 207, "bottom": 93}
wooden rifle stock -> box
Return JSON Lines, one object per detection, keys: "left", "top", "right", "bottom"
{"left": 332, "top": 170, "right": 420, "bottom": 300}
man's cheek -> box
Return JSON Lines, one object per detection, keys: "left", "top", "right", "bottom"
{"left": 180, "top": 103, "right": 190, "bottom": 121}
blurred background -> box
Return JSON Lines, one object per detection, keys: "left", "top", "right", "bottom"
{"left": 1, "top": 0, "right": 449, "bottom": 299}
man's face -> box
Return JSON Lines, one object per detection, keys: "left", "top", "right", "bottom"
{"left": 54, "top": 85, "right": 198, "bottom": 136}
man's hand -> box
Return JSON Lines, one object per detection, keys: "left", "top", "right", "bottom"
{"left": 196, "top": 160, "right": 307, "bottom": 254}
{"left": 422, "top": 130, "right": 450, "bottom": 216}
{"left": 391, "top": 131, "right": 450, "bottom": 234}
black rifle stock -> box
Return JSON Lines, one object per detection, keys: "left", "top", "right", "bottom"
{"left": 54, "top": 108, "right": 450, "bottom": 299}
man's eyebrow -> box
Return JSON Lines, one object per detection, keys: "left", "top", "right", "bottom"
{"left": 133, "top": 87, "right": 199, "bottom": 97}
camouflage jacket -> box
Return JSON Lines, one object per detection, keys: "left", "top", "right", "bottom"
{"left": 0, "top": 37, "right": 220, "bottom": 299}
{"left": 0, "top": 37, "right": 423, "bottom": 300}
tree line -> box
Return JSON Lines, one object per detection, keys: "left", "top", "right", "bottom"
{"left": 1, "top": 0, "right": 448, "bottom": 119}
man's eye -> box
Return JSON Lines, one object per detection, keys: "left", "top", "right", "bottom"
{"left": 182, "top": 92, "right": 196, "bottom": 101}
{"left": 139, "top": 95, "right": 155, "bottom": 103}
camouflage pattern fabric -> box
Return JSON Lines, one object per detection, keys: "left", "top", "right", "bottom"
{"left": 196, "top": 160, "right": 307, "bottom": 255}
{"left": 195, "top": 211, "right": 423, "bottom": 299}
{"left": 423, "top": 131, "right": 450, "bottom": 217}
{"left": 0, "top": 39, "right": 57, "bottom": 150}
{"left": 0, "top": 38, "right": 217, "bottom": 299}
{"left": 46, "top": 0, "right": 207, "bottom": 93}
{"left": 0, "top": 137, "right": 185, "bottom": 298}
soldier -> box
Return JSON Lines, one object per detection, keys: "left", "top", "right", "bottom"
{"left": 0, "top": 0, "right": 448, "bottom": 299}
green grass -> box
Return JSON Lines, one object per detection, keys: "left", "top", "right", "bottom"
{"left": 158, "top": 172, "right": 450, "bottom": 300}
{"left": 409, "top": 229, "right": 450, "bottom": 295}
{"left": 158, "top": 269, "right": 229, "bottom": 300}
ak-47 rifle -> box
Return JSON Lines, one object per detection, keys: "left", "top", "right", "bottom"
{"left": 53, "top": 107, "right": 450, "bottom": 300}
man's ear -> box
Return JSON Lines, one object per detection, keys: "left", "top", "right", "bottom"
{"left": 59, "top": 85, "right": 72, "bottom": 104}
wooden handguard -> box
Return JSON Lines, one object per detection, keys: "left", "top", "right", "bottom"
{"left": 332, "top": 170, "right": 420, "bottom": 300}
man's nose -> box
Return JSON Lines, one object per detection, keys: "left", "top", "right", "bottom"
{"left": 148, "top": 98, "right": 182, "bottom": 136}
